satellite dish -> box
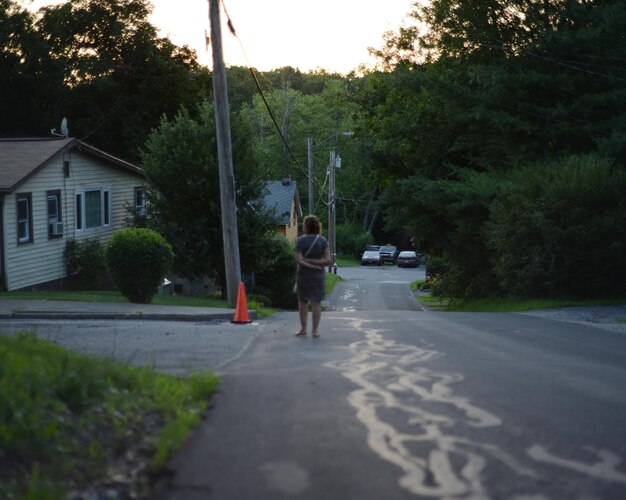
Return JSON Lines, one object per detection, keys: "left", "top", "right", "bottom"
{"left": 51, "top": 117, "right": 69, "bottom": 137}
{"left": 61, "top": 117, "right": 68, "bottom": 137}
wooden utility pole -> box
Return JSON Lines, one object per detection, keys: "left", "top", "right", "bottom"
{"left": 307, "top": 138, "right": 314, "bottom": 215}
{"left": 328, "top": 149, "right": 336, "bottom": 273}
{"left": 209, "top": 0, "right": 241, "bottom": 306}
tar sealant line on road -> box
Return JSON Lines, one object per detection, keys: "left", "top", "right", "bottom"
{"left": 324, "top": 316, "right": 531, "bottom": 498}
{"left": 324, "top": 316, "right": 626, "bottom": 499}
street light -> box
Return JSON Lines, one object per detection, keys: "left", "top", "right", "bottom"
{"left": 307, "top": 131, "right": 353, "bottom": 215}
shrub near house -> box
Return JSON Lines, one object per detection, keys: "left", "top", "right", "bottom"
{"left": 106, "top": 228, "right": 173, "bottom": 304}
{"left": 0, "top": 138, "right": 145, "bottom": 291}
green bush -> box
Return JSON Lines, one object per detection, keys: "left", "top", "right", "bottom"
{"left": 248, "top": 293, "right": 272, "bottom": 308}
{"left": 382, "top": 170, "right": 503, "bottom": 298}
{"left": 63, "top": 238, "right": 107, "bottom": 290}
{"left": 488, "top": 155, "right": 626, "bottom": 298}
{"left": 425, "top": 256, "right": 449, "bottom": 281}
{"left": 252, "top": 232, "right": 297, "bottom": 309}
{"left": 336, "top": 223, "right": 374, "bottom": 259}
{"left": 106, "top": 228, "right": 173, "bottom": 303}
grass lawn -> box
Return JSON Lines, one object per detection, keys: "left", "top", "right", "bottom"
{"left": 326, "top": 271, "right": 344, "bottom": 297}
{"left": 446, "top": 297, "right": 626, "bottom": 312}
{"left": 0, "top": 290, "right": 229, "bottom": 308}
{"left": 336, "top": 256, "right": 360, "bottom": 267}
{"left": 0, "top": 274, "right": 345, "bottom": 317}
{"left": 0, "top": 332, "right": 218, "bottom": 499}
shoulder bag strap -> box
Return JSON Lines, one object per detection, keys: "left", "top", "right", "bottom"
{"left": 303, "top": 234, "right": 320, "bottom": 257}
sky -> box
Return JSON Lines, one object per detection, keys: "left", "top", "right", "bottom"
{"left": 26, "top": 0, "right": 415, "bottom": 74}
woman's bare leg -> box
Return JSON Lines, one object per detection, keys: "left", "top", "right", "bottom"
{"left": 297, "top": 298, "right": 308, "bottom": 335}
{"left": 311, "top": 301, "right": 322, "bottom": 337}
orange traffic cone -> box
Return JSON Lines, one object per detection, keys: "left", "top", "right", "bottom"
{"left": 231, "top": 282, "right": 252, "bottom": 324}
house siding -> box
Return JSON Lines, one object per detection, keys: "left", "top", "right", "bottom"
{"left": 3, "top": 150, "right": 142, "bottom": 291}
{"left": 285, "top": 198, "right": 299, "bottom": 243}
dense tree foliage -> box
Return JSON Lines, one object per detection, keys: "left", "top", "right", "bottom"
{"left": 7, "top": 0, "right": 624, "bottom": 300}
{"left": 488, "top": 155, "right": 626, "bottom": 298}
{"left": 363, "top": 0, "right": 626, "bottom": 298}
{"left": 140, "top": 101, "right": 301, "bottom": 307}
{"left": 140, "top": 101, "right": 268, "bottom": 286}
{"left": 2, "top": 0, "right": 210, "bottom": 161}
{"left": 239, "top": 78, "right": 379, "bottom": 233}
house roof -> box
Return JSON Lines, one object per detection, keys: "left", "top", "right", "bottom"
{"left": 0, "top": 137, "right": 142, "bottom": 193}
{"left": 262, "top": 178, "right": 302, "bottom": 225}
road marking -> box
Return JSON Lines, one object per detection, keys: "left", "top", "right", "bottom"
{"left": 325, "top": 317, "right": 534, "bottom": 498}
{"left": 527, "top": 445, "right": 626, "bottom": 483}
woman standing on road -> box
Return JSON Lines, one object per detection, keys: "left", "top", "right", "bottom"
{"left": 295, "top": 215, "right": 331, "bottom": 338}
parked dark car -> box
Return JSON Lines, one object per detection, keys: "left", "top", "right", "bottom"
{"left": 361, "top": 250, "right": 382, "bottom": 266}
{"left": 396, "top": 251, "right": 418, "bottom": 268}
{"left": 379, "top": 245, "right": 398, "bottom": 265}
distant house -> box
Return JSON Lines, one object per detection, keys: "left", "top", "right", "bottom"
{"left": 0, "top": 138, "right": 144, "bottom": 291}
{"left": 262, "top": 176, "right": 302, "bottom": 243}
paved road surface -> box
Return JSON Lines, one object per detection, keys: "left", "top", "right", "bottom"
{"left": 2, "top": 265, "right": 625, "bottom": 499}
{"left": 154, "top": 275, "right": 626, "bottom": 499}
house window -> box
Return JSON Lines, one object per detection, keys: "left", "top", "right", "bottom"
{"left": 75, "top": 193, "right": 82, "bottom": 230}
{"left": 47, "top": 190, "right": 62, "bottom": 238}
{"left": 134, "top": 187, "right": 145, "bottom": 216}
{"left": 75, "top": 187, "right": 112, "bottom": 231}
{"left": 16, "top": 193, "right": 33, "bottom": 244}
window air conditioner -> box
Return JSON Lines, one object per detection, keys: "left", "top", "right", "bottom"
{"left": 50, "top": 222, "right": 64, "bottom": 236}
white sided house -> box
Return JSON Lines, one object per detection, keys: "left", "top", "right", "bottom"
{"left": 0, "top": 138, "right": 144, "bottom": 291}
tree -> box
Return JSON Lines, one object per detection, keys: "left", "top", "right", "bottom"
{"left": 488, "top": 155, "right": 626, "bottom": 299}
{"left": 0, "top": 1, "right": 64, "bottom": 136}
{"left": 239, "top": 77, "right": 376, "bottom": 232}
{"left": 361, "top": 0, "right": 626, "bottom": 297}
{"left": 1, "top": 0, "right": 211, "bottom": 162}
{"left": 368, "top": 0, "right": 626, "bottom": 172}
{"left": 140, "top": 100, "right": 269, "bottom": 291}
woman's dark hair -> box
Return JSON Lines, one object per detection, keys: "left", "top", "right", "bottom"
{"left": 303, "top": 215, "right": 322, "bottom": 235}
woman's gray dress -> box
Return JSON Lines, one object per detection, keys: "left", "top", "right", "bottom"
{"left": 295, "top": 234, "right": 328, "bottom": 301}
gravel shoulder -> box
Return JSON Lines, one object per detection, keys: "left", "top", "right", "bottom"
{"left": 519, "top": 304, "right": 626, "bottom": 334}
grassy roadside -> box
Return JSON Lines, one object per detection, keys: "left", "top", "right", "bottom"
{"left": 0, "top": 274, "right": 345, "bottom": 316}
{"left": 326, "top": 272, "right": 344, "bottom": 297}
{"left": 0, "top": 290, "right": 229, "bottom": 308}
{"left": 412, "top": 280, "right": 626, "bottom": 312}
{"left": 336, "top": 256, "right": 360, "bottom": 267}
{"left": 0, "top": 332, "right": 218, "bottom": 499}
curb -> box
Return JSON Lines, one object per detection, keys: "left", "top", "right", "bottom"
{"left": 0, "top": 311, "right": 257, "bottom": 322}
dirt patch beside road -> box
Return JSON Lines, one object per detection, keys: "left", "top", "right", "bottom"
{"left": 520, "top": 305, "right": 626, "bottom": 334}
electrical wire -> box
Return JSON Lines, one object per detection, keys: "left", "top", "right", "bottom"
{"left": 218, "top": 0, "right": 331, "bottom": 205}
{"left": 476, "top": 41, "right": 626, "bottom": 82}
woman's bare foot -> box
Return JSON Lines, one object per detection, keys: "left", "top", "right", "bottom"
{"left": 295, "top": 331, "right": 307, "bottom": 337}
{"left": 312, "top": 331, "right": 320, "bottom": 338}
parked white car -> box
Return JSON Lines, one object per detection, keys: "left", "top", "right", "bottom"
{"left": 396, "top": 251, "right": 419, "bottom": 268}
{"left": 361, "top": 250, "right": 382, "bottom": 266}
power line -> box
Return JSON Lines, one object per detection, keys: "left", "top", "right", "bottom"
{"left": 219, "top": 0, "right": 329, "bottom": 201}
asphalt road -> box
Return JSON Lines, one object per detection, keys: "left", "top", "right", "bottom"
{"left": 154, "top": 265, "right": 626, "bottom": 500}
{"left": 328, "top": 264, "right": 426, "bottom": 311}
{"left": 2, "top": 264, "right": 625, "bottom": 499}
{"left": 152, "top": 310, "right": 626, "bottom": 500}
